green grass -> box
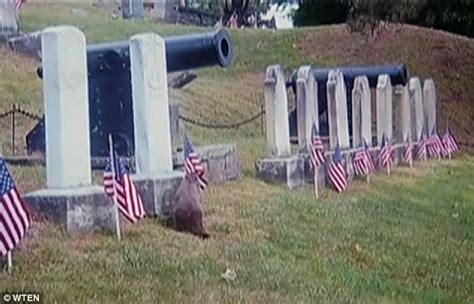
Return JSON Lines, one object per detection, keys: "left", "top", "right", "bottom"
{"left": 1, "top": 157, "right": 473, "bottom": 303}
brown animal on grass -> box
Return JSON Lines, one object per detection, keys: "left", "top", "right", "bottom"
{"left": 167, "top": 173, "right": 210, "bottom": 239}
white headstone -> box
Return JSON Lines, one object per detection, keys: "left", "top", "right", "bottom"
{"left": 296, "top": 66, "right": 318, "bottom": 148}
{"left": 409, "top": 77, "right": 424, "bottom": 141}
{"left": 327, "top": 70, "right": 350, "bottom": 150}
{"left": 352, "top": 76, "right": 371, "bottom": 147}
{"left": 264, "top": 65, "right": 291, "bottom": 157}
{"left": 130, "top": 33, "right": 173, "bottom": 174}
{"left": 376, "top": 74, "right": 393, "bottom": 144}
{"left": 393, "top": 85, "right": 411, "bottom": 142}
{"left": 423, "top": 79, "right": 437, "bottom": 133}
{"left": 0, "top": 0, "right": 18, "bottom": 35}
{"left": 41, "top": 26, "right": 91, "bottom": 188}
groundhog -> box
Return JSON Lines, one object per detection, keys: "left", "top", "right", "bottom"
{"left": 168, "top": 173, "right": 210, "bottom": 239}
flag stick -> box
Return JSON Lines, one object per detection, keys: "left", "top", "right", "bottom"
{"left": 409, "top": 157, "right": 413, "bottom": 168}
{"left": 7, "top": 251, "right": 12, "bottom": 274}
{"left": 387, "top": 164, "right": 391, "bottom": 176}
{"left": 314, "top": 168, "right": 319, "bottom": 199}
{"left": 448, "top": 151, "right": 452, "bottom": 160}
{"left": 108, "top": 134, "right": 121, "bottom": 241}
{"left": 366, "top": 173, "right": 370, "bottom": 184}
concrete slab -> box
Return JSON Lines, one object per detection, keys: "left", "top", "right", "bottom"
{"left": 255, "top": 155, "right": 305, "bottom": 189}
{"left": 25, "top": 186, "right": 115, "bottom": 235}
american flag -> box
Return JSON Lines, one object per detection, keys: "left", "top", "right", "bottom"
{"left": 0, "top": 157, "right": 31, "bottom": 257}
{"left": 352, "top": 147, "right": 369, "bottom": 177}
{"left": 15, "top": 0, "right": 24, "bottom": 12}
{"left": 443, "top": 127, "right": 460, "bottom": 155}
{"left": 403, "top": 135, "right": 413, "bottom": 165}
{"left": 416, "top": 137, "right": 427, "bottom": 160}
{"left": 328, "top": 145, "right": 348, "bottom": 193}
{"left": 308, "top": 123, "right": 325, "bottom": 169}
{"left": 379, "top": 134, "right": 394, "bottom": 169}
{"left": 427, "top": 127, "right": 444, "bottom": 158}
{"left": 184, "top": 134, "right": 208, "bottom": 191}
{"left": 363, "top": 138, "right": 375, "bottom": 173}
{"left": 103, "top": 149, "right": 145, "bottom": 224}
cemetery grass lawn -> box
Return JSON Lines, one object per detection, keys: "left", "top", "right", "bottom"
{"left": 1, "top": 156, "right": 473, "bottom": 303}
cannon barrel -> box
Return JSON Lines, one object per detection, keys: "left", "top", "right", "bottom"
{"left": 29, "top": 29, "right": 234, "bottom": 158}
{"left": 36, "top": 29, "right": 233, "bottom": 78}
{"left": 287, "top": 64, "right": 409, "bottom": 138}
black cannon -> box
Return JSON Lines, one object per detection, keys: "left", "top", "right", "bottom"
{"left": 287, "top": 64, "right": 409, "bottom": 138}
{"left": 28, "top": 29, "right": 234, "bottom": 157}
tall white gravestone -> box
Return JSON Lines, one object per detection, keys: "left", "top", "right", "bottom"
{"left": 327, "top": 69, "right": 350, "bottom": 150}
{"left": 296, "top": 66, "right": 318, "bottom": 148}
{"left": 393, "top": 85, "right": 411, "bottom": 142}
{"left": 409, "top": 77, "right": 424, "bottom": 141}
{"left": 41, "top": 26, "right": 92, "bottom": 188}
{"left": 130, "top": 33, "right": 173, "bottom": 174}
{"left": 376, "top": 74, "right": 393, "bottom": 144}
{"left": 264, "top": 65, "right": 291, "bottom": 157}
{"left": 352, "top": 76, "right": 371, "bottom": 147}
{"left": 423, "top": 79, "right": 437, "bottom": 133}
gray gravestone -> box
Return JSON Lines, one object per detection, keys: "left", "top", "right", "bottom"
{"left": 376, "top": 74, "right": 393, "bottom": 144}
{"left": 0, "top": 0, "right": 18, "bottom": 39}
{"left": 264, "top": 65, "right": 291, "bottom": 157}
{"left": 296, "top": 65, "right": 318, "bottom": 148}
{"left": 121, "top": 0, "right": 144, "bottom": 20}
{"left": 352, "top": 76, "right": 371, "bottom": 147}
{"left": 393, "top": 85, "right": 410, "bottom": 143}
{"left": 327, "top": 69, "right": 350, "bottom": 150}
{"left": 423, "top": 79, "right": 437, "bottom": 133}
{"left": 409, "top": 77, "right": 424, "bottom": 141}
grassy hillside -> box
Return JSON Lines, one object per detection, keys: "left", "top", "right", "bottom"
{"left": 0, "top": 3, "right": 473, "bottom": 303}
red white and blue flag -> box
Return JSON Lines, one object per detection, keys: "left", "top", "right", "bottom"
{"left": 15, "top": 0, "right": 24, "bottom": 12}
{"left": 363, "top": 139, "right": 375, "bottom": 173}
{"left": 416, "top": 136, "right": 427, "bottom": 160}
{"left": 442, "top": 127, "right": 460, "bottom": 155}
{"left": 328, "top": 145, "right": 348, "bottom": 193}
{"left": 184, "top": 134, "right": 208, "bottom": 191}
{"left": 352, "top": 146, "right": 369, "bottom": 177}
{"left": 427, "top": 127, "right": 444, "bottom": 158}
{"left": 379, "top": 134, "right": 394, "bottom": 169}
{"left": 308, "top": 123, "right": 325, "bottom": 169}
{"left": 0, "top": 157, "right": 31, "bottom": 257}
{"left": 103, "top": 149, "right": 145, "bottom": 224}
{"left": 403, "top": 135, "right": 413, "bottom": 165}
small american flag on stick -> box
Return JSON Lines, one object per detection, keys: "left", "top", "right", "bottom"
{"left": 442, "top": 127, "right": 459, "bottom": 157}
{"left": 403, "top": 135, "right": 413, "bottom": 167}
{"left": 308, "top": 124, "right": 325, "bottom": 169}
{"left": 416, "top": 137, "right": 427, "bottom": 161}
{"left": 427, "top": 127, "right": 444, "bottom": 158}
{"left": 379, "top": 134, "right": 394, "bottom": 174}
{"left": 103, "top": 148, "right": 145, "bottom": 224}
{"left": 15, "top": 0, "right": 24, "bottom": 12}
{"left": 353, "top": 147, "right": 369, "bottom": 177}
{"left": 0, "top": 157, "right": 31, "bottom": 258}
{"left": 184, "top": 134, "right": 208, "bottom": 191}
{"left": 328, "top": 146, "right": 348, "bottom": 193}
{"left": 363, "top": 139, "right": 375, "bottom": 173}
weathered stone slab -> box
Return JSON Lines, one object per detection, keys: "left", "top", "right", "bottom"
{"left": 121, "top": 0, "right": 144, "bottom": 20}
{"left": 173, "top": 144, "right": 241, "bottom": 184}
{"left": 393, "top": 85, "right": 410, "bottom": 142}
{"left": 376, "top": 74, "right": 393, "bottom": 145}
{"left": 25, "top": 186, "right": 115, "bottom": 235}
{"left": 264, "top": 65, "right": 291, "bottom": 156}
{"left": 352, "top": 76, "right": 371, "bottom": 147}
{"left": 296, "top": 65, "right": 318, "bottom": 148}
{"left": 255, "top": 155, "right": 304, "bottom": 189}
{"left": 409, "top": 77, "right": 425, "bottom": 141}
{"left": 41, "top": 26, "right": 92, "bottom": 188}
{"left": 8, "top": 31, "right": 42, "bottom": 62}
{"left": 423, "top": 79, "right": 437, "bottom": 133}
{"left": 132, "top": 172, "right": 184, "bottom": 217}
{"left": 327, "top": 69, "right": 350, "bottom": 149}
{"left": 130, "top": 33, "right": 173, "bottom": 174}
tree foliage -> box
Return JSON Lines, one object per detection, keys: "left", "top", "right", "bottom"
{"left": 294, "top": 0, "right": 474, "bottom": 38}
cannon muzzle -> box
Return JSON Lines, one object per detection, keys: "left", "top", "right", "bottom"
{"left": 36, "top": 28, "right": 233, "bottom": 78}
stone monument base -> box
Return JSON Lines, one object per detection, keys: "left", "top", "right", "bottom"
{"left": 25, "top": 186, "right": 115, "bottom": 235}
{"left": 132, "top": 171, "right": 185, "bottom": 218}
{"left": 255, "top": 155, "right": 305, "bottom": 189}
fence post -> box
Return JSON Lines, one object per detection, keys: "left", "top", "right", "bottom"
{"left": 260, "top": 102, "right": 264, "bottom": 136}
{"left": 11, "top": 104, "right": 15, "bottom": 155}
